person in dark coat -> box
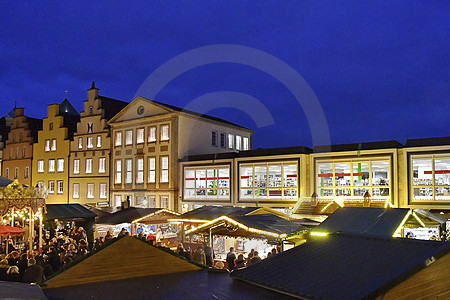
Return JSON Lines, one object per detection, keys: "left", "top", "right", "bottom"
{"left": 204, "top": 244, "right": 214, "bottom": 267}
{"left": 0, "top": 259, "right": 10, "bottom": 281}
{"left": 226, "top": 247, "right": 236, "bottom": 271}
{"left": 47, "top": 246, "right": 62, "bottom": 272}
{"left": 5, "top": 266, "right": 21, "bottom": 282}
{"left": 17, "top": 253, "right": 28, "bottom": 276}
{"left": 249, "top": 251, "right": 262, "bottom": 265}
{"left": 23, "top": 258, "right": 44, "bottom": 284}
{"left": 235, "top": 254, "right": 245, "bottom": 268}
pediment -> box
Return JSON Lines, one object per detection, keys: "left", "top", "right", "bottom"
{"left": 108, "top": 97, "right": 173, "bottom": 124}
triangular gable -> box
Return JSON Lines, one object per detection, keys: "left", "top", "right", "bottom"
{"left": 245, "top": 207, "right": 290, "bottom": 220}
{"left": 108, "top": 96, "right": 174, "bottom": 124}
{"left": 44, "top": 236, "right": 201, "bottom": 289}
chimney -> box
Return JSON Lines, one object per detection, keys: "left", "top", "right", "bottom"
{"left": 15, "top": 107, "right": 24, "bottom": 117}
{"left": 87, "top": 81, "right": 98, "bottom": 100}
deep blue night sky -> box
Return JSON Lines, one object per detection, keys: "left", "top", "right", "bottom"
{"left": 0, "top": 1, "right": 448, "bottom": 149}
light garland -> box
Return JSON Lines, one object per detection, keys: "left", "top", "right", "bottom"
{"left": 310, "top": 232, "right": 328, "bottom": 237}
{"left": 393, "top": 209, "right": 413, "bottom": 237}
{"left": 168, "top": 218, "right": 210, "bottom": 224}
{"left": 131, "top": 209, "right": 180, "bottom": 224}
{"left": 185, "top": 215, "right": 288, "bottom": 239}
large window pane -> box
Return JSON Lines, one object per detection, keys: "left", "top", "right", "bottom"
{"left": 184, "top": 170, "right": 195, "bottom": 188}
{"left": 196, "top": 170, "right": 206, "bottom": 188}
{"left": 284, "top": 165, "right": 297, "bottom": 187}
{"left": 413, "top": 187, "right": 433, "bottom": 200}
{"left": 335, "top": 163, "right": 351, "bottom": 186}
{"left": 336, "top": 188, "right": 351, "bottom": 196}
{"left": 268, "top": 165, "right": 281, "bottom": 187}
{"left": 240, "top": 167, "right": 253, "bottom": 188}
{"left": 318, "top": 164, "right": 333, "bottom": 187}
{"left": 254, "top": 166, "right": 267, "bottom": 188}
{"left": 372, "top": 161, "right": 389, "bottom": 186}
{"left": 435, "top": 158, "right": 450, "bottom": 186}
{"left": 218, "top": 168, "right": 229, "bottom": 188}
{"left": 435, "top": 187, "right": 450, "bottom": 200}
{"left": 372, "top": 188, "right": 389, "bottom": 197}
{"left": 353, "top": 162, "right": 369, "bottom": 186}
{"left": 412, "top": 159, "right": 432, "bottom": 186}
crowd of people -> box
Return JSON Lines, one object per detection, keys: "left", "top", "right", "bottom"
{"left": 225, "top": 247, "right": 277, "bottom": 271}
{"left": 0, "top": 226, "right": 91, "bottom": 284}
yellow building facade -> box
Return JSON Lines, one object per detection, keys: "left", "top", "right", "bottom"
{"left": 68, "top": 83, "right": 128, "bottom": 206}
{"left": 108, "top": 97, "right": 253, "bottom": 210}
{"left": 32, "top": 100, "right": 79, "bottom": 204}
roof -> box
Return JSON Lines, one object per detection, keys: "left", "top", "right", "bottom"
{"left": 44, "top": 269, "right": 289, "bottom": 300}
{"left": 313, "top": 207, "right": 410, "bottom": 237}
{"left": 413, "top": 208, "right": 448, "bottom": 224}
{"left": 0, "top": 176, "right": 13, "bottom": 187}
{"left": 44, "top": 236, "right": 202, "bottom": 289}
{"left": 232, "top": 232, "right": 450, "bottom": 299}
{"left": 59, "top": 98, "right": 80, "bottom": 117}
{"left": 313, "top": 140, "right": 403, "bottom": 153}
{"left": 180, "top": 145, "right": 312, "bottom": 162}
{"left": 176, "top": 206, "right": 259, "bottom": 221}
{"left": 0, "top": 281, "right": 47, "bottom": 299}
{"left": 187, "top": 214, "right": 306, "bottom": 239}
{"left": 45, "top": 204, "right": 97, "bottom": 220}
{"left": 26, "top": 116, "right": 43, "bottom": 142}
{"left": 405, "top": 136, "right": 450, "bottom": 147}
{"left": 98, "top": 96, "right": 129, "bottom": 120}
{"left": 96, "top": 207, "right": 162, "bottom": 224}
{"left": 378, "top": 250, "right": 450, "bottom": 299}
{"left": 153, "top": 100, "right": 252, "bottom": 131}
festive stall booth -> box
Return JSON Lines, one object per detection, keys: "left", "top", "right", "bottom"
{"left": 0, "top": 179, "right": 46, "bottom": 253}
{"left": 95, "top": 207, "right": 180, "bottom": 247}
{"left": 310, "top": 207, "right": 446, "bottom": 240}
{"left": 169, "top": 206, "right": 291, "bottom": 247}
{"left": 185, "top": 213, "right": 307, "bottom": 267}
{"left": 44, "top": 204, "right": 98, "bottom": 246}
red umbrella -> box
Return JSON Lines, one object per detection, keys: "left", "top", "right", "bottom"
{"left": 0, "top": 225, "right": 25, "bottom": 237}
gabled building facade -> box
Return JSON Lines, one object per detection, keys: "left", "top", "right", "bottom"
{"left": 0, "top": 112, "right": 13, "bottom": 177}
{"left": 68, "top": 83, "right": 128, "bottom": 206}
{"left": 108, "top": 97, "right": 253, "bottom": 210}
{"left": 2, "top": 107, "right": 42, "bottom": 186}
{"left": 32, "top": 100, "right": 80, "bottom": 204}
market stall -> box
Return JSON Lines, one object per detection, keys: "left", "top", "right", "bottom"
{"left": 185, "top": 213, "right": 306, "bottom": 268}
{"left": 44, "top": 204, "right": 98, "bottom": 246}
{"left": 0, "top": 225, "right": 25, "bottom": 253}
{"left": 95, "top": 207, "right": 180, "bottom": 247}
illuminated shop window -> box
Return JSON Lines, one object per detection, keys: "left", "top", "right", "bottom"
{"left": 412, "top": 155, "right": 450, "bottom": 201}
{"left": 316, "top": 159, "right": 390, "bottom": 198}
{"left": 239, "top": 162, "right": 298, "bottom": 201}
{"left": 184, "top": 166, "right": 230, "bottom": 200}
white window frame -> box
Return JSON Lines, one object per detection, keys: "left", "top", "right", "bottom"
{"left": 73, "top": 159, "right": 80, "bottom": 174}
{"left": 161, "top": 156, "right": 169, "bottom": 183}
{"left": 148, "top": 157, "right": 156, "bottom": 183}
{"left": 125, "top": 130, "right": 133, "bottom": 145}
{"left": 136, "top": 128, "right": 145, "bottom": 144}
{"left": 115, "top": 160, "right": 122, "bottom": 184}
{"left": 99, "top": 183, "right": 107, "bottom": 199}
{"left": 243, "top": 137, "right": 249, "bottom": 151}
{"left": 87, "top": 183, "right": 94, "bottom": 199}
{"left": 87, "top": 136, "right": 94, "bottom": 148}
{"left": 48, "top": 181, "right": 55, "bottom": 194}
{"left": 125, "top": 159, "right": 133, "bottom": 184}
{"left": 24, "top": 166, "right": 29, "bottom": 178}
{"left": 51, "top": 139, "right": 56, "bottom": 151}
{"left": 57, "top": 158, "right": 64, "bottom": 172}
{"left": 211, "top": 131, "right": 218, "bottom": 147}
{"left": 228, "top": 134, "right": 234, "bottom": 149}
{"left": 86, "top": 158, "right": 93, "bottom": 174}
{"left": 45, "top": 140, "right": 50, "bottom": 152}
{"left": 38, "top": 160, "right": 44, "bottom": 173}
{"left": 96, "top": 135, "right": 102, "bottom": 148}
{"left": 57, "top": 180, "right": 64, "bottom": 194}
{"left": 48, "top": 159, "right": 55, "bottom": 173}
{"left": 115, "top": 132, "right": 122, "bottom": 146}
{"left": 78, "top": 137, "right": 83, "bottom": 149}
{"left": 160, "top": 196, "right": 169, "bottom": 209}
{"left": 148, "top": 126, "right": 156, "bottom": 142}
{"left": 136, "top": 158, "right": 144, "bottom": 183}
{"left": 236, "top": 135, "right": 242, "bottom": 151}
{"left": 14, "top": 167, "right": 18, "bottom": 179}
{"left": 99, "top": 157, "right": 106, "bottom": 173}
{"left": 161, "top": 125, "right": 169, "bottom": 141}
{"left": 73, "top": 183, "right": 80, "bottom": 199}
